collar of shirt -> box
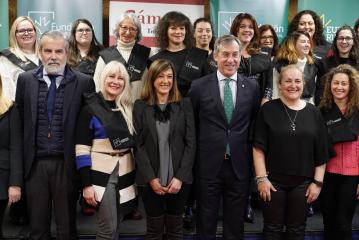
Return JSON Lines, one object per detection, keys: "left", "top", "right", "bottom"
{"left": 42, "top": 69, "right": 65, "bottom": 88}
{"left": 217, "top": 71, "right": 238, "bottom": 83}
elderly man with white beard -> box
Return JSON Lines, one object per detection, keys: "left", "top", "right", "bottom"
{"left": 15, "top": 31, "right": 95, "bottom": 240}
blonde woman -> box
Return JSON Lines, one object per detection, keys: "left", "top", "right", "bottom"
{"left": 0, "top": 16, "right": 40, "bottom": 100}
{"left": 0, "top": 75, "right": 22, "bottom": 237}
{"left": 75, "top": 61, "right": 136, "bottom": 240}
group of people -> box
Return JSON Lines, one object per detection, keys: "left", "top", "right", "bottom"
{"left": 0, "top": 7, "right": 358, "bottom": 240}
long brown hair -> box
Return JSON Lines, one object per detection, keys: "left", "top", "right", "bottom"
{"left": 230, "top": 13, "right": 260, "bottom": 55}
{"left": 141, "top": 59, "right": 181, "bottom": 105}
{"left": 319, "top": 64, "right": 359, "bottom": 117}
{"left": 68, "top": 18, "right": 104, "bottom": 66}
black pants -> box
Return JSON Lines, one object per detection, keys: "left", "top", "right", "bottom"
{"left": 320, "top": 172, "right": 358, "bottom": 240}
{"left": 26, "top": 158, "right": 77, "bottom": 240}
{"left": 261, "top": 179, "right": 310, "bottom": 240}
{"left": 0, "top": 199, "right": 7, "bottom": 237}
{"left": 196, "top": 160, "right": 248, "bottom": 240}
{"left": 139, "top": 184, "right": 190, "bottom": 217}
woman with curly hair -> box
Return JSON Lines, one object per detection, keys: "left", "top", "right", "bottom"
{"left": 319, "top": 64, "right": 359, "bottom": 240}
{"left": 273, "top": 31, "right": 317, "bottom": 104}
{"left": 230, "top": 13, "right": 273, "bottom": 104}
{"left": 149, "top": 11, "right": 210, "bottom": 97}
{"left": 315, "top": 25, "right": 359, "bottom": 105}
{"left": 287, "top": 10, "right": 330, "bottom": 59}
{"left": 68, "top": 19, "right": 104, "bottom": 77}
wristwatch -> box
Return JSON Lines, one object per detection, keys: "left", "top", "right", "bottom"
{"left": 312, "top": 179, "right": 323, "bottom": 187}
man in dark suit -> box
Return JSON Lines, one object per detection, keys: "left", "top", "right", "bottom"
{"left": 188, "top": 35, "right": 260, "bottom": 240}
{"left": 15, "top": 30, "right": 95, "bottom": 240}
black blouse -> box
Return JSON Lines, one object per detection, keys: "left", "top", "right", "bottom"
{"left": 253, "top": 99, "right": 329, "bottom": 178}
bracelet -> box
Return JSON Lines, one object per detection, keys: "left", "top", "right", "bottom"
{"left": 312, "top": 179, "right": 323, "bottom": 187}
{"left": 255, "top": 174, "right": 268, "bottom": 180}
{"left": 256, "top": 176, "right": 269, "bottom": 184}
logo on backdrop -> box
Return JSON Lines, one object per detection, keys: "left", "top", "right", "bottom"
{"left": 320, "top": 14, "right": 338, "bottom": 42}
{"left": 28, "top": 11, "right": 72, "bottom": 35}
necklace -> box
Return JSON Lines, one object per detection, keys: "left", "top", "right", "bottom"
{"left": 282, "top": 102, "right": 299, "bottom": 131}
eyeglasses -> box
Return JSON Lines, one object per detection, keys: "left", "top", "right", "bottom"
{"left": 337, "top": 37, "right": 353, "bottom": 42}
{"left": 16, "top": 28, "right": 34, "bottom": 35}
{"left": 76, "top": 28, "right": 92, "bottom": 34}
{"left": 260, "top": 36, "right": 274, "bottom": 40}
{"left": 119, "top": 26, "right": 137, "bottom": 34}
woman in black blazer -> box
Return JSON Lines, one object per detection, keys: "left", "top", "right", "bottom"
{"left": 133, "top": 59, "right": 196, "bottom": 239}
{"left": 0, "top": 75, "right": 22, "bottom": 237}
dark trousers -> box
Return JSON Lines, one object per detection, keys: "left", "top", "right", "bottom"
{"left": 320, "top": 172, "right": 358, "bottom": 240}
{"left": 196, "top": 160, "right": 248, "bottom": 240}
{"left": 139, "top": 184, "right": 190, "bottom": 217}
{"left": 26, "top": 158, "right": 77, "bottom": 240}
{"left": 0, "top": 199, "right": 7, "bottom": 237}
{"left": 261, "top": 180, "right": 310, "bottom": 240}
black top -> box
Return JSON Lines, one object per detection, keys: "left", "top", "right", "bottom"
{"left": 238, "top": 48, "right": 273, "bottom": 100}
{"left": 315, "top": 56, "right": 359, "bottom": 105}
{"left": 149, "top": 48, "right": 210, "bottom": 96}
{"left": 253, "top": 99, "right": 329, "bottom": 178}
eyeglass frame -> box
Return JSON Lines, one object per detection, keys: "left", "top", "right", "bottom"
{"left": 76, "top": 28, "right": 92, "bottom": 34}
{"left": 119, "top": 26, "right": 138, "bottom": 34}
{"left": 16, "top": 28, "right": 35, "bottom": 35}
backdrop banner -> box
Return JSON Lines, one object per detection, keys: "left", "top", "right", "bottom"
{"left": 298, "top": 0, "right": 359, "bottom": 42}
{"left": 109, "top": 0, "right": 204, "bottom": 47}
{"left": 17, "top": 0, "right": 103, "bottom": 43}
{"left": 210, "top": 0, "right": 289, "bottom": 41}
{"left": 0, "top": 0, "right": 9, "bottom": 50}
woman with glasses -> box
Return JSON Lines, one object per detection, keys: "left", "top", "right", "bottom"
{"left": 0, "top": 16, "right": 40, "bottom": 101}
{"left": 315, "top": 25, "right": 359, "bottom": 105}
{"left": 230, "top": 13, "right": 273, "bottom": 104}
{"left": 319, "top": 64, "right": 359, "bottom": 240}
{"left": 259, "top": 24, "right": 279, "bottom": 59}
{"left": 68, "top": 19, "right": 104, "bottom": 77}
{"left": 94, "top": 12, "right": 152, "bottom": 102}
{"left": 287, "top": 10, "right": 330, "bottom": 59}
{"left": 149, "top": 11, "right": 210, "bottom": 97}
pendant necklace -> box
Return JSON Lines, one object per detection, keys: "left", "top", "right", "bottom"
{"left": 282, "top": 102, "right": 298, "bottom": 131}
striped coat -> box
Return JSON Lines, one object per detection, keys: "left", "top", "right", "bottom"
{"left": 75, "top": 94, "right": 136, "bottom": 214}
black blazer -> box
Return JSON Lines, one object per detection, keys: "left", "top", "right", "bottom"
{"left": 133, "top": 98, "right": 196, "bottom": 185}
{"left": 0, "top": 105, "right": 22, "bottom": 199}
{"left": 188, "top": 73, "right": 260, "bottom": 180}
{"left": 15, "top": 65, "right": 95, "bottom": 179}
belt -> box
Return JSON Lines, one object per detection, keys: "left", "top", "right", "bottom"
{"left": 95, "top": 149, "right": 131, "bottom": 157}
{"left": 224, "top": 153, "right": 231, "bottom": 160}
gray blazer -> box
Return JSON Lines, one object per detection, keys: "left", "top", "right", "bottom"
{"left": 133, "top": 98, "right": 196, "bottom": 185}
